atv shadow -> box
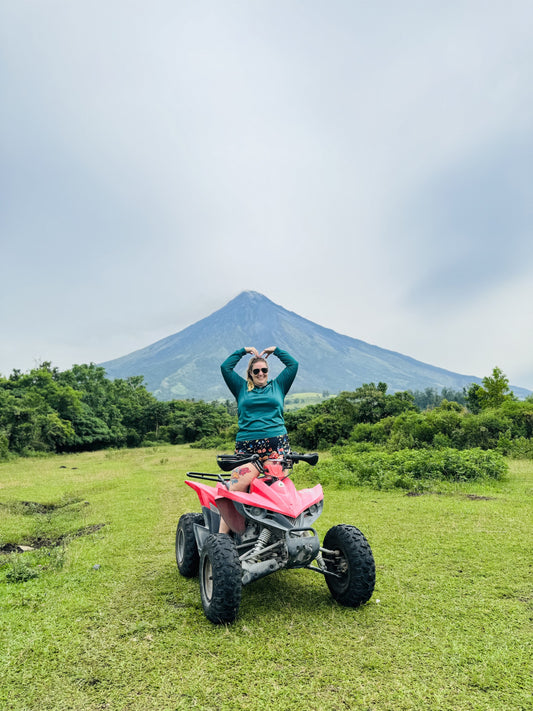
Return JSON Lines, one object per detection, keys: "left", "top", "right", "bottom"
{"left": 166, "top": 562, "right": 343, "bottom": 623}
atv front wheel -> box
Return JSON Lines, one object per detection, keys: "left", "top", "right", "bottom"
{"left": 323, "top": 524, "right": 375, "bottom": 607}
{"left": 199, "top": 534, "right": 242, "bottom": 624}
{"left": 176, "top": 512, "right": 204, "bottom": 577}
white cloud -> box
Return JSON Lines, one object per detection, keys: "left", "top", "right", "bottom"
{"left": 1, "top": 1, "right": 532, "bottom": 390}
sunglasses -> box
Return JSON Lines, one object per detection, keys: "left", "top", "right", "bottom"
{"left": 252, "top": 367, "right": 268, "bottom": 375}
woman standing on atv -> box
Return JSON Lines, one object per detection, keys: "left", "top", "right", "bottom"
{"left": 218, "top": 345, "right": 298, "bottom": 533}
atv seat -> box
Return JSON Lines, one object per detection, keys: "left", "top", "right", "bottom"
{"left": 216, "top": 454, "right": 260, "bottom": 472}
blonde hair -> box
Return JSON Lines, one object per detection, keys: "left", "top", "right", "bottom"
{"left": 246, "top": 357, "right": 268, "bottom": 391}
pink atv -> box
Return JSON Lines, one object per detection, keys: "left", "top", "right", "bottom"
{"left": 175, "top": 452, "right": 375, "bottom": 624}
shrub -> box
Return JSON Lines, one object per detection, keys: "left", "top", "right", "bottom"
{"left": 0, "top": 431, "right": 10, "bottom": 460}
{"left": 309, "top": 447, "right": 508, "bottom": 490}
{"left": 499, "top": 436, "right": 533, "bottom": 459}
{"left": 2, "top": 546, "right": 67, "bottom": 584}
{"left": 350, "top": 421, "right": 390, "bottom": 446}
{"left": 462, "top": 410, "right": 512, "bottom": 449}
{"left": 5, "top": 557, "right": 40, "bottom": 583}
{"left": 190, "top": 435, "right": 235, "bottom": 450}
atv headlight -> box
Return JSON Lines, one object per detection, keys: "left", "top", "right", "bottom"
{"left": 246, "top": 506, "right": 266, "bottom": 519}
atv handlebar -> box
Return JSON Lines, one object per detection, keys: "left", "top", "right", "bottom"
{"left": 290, "top": 452, "right": 319, "bottom": 466}
{"left": 216, "top": 451, "right": 319, "bottom": 472}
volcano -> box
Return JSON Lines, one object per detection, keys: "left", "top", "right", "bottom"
{"left": 100, "top": 291, "right": 520, "bottom": 401}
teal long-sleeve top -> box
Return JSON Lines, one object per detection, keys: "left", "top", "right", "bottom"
{"left": 220, "top": 348, "right": 298, "bottom": 442}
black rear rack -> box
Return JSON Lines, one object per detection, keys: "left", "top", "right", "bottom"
{"left": 187, "top": 471, "right": 230, "bottom": 481}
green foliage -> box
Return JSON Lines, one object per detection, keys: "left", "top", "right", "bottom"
{"left": 2, "top": 361, "right": 530, "bottom": 462}
{"left": 308, "top": 447, "right": 508, "bottom": 491}
{"left": 0, "top": 364, "right": 80, "bottom": 454}
{"left": 0, "top": 363, "right": 237, "bottom": 457}
{"left": 285, "top": 371, "right": 532, "bottom": 457}
{"left": 347, "top": 394, "right": 533, "bottom": 454}
{"left": 481, "top": 366, "right": 512, "bottom": 407}
{"left": 409, "top": 386, "right": 466, "bottom": 410}
{"left": 190, "top": 435, "right": 236, "bottom": 450}
{"left": 286, "top": 382, "right": 416, "bottom": 449}
{"left": 159, "top": 400, "right": 234, "bottom": 445}
{"left": 3, "top": 546, "right": 66, "bottom": 583}
{"left": 0, "top": 430, "right": 10, "bottom": 461}
{"left": 497, "top": 435, "right": 533, "bottom": 459}
{"left": 4, "top": 556, "right": 39, "bottom": 582}
{"left": 465, "top": 366, "right": 515, "bottom": 413}
{"left": 498, "top": 398, "right": 533, "bottom": 437}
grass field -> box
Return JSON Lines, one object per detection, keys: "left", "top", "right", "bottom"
{"left": 284, "top": 392, "right": 328, "bottom": 410}
{"left": 0, "top": 446, "right": 531, "bottom": 711}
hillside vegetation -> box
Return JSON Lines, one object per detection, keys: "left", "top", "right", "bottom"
{"left": 2, "top": 364, "right": 533, "bottom": 477}
{"left": 0, "top": 362, "right": 234, "bottom": 457}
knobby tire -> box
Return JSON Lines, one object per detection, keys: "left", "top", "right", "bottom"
{"left": 176, "top": 512, "right": 204, "bottom": 577}
{"left": 199, "top": 534, "right": 242, "bottom": 624}
{"left": 323, "top": 524, "right": 375, "bottom": 607}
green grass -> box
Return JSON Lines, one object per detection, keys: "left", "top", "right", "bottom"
{"left": 1, "top": 446, "right": 531, "bottom": 711}
{"left": 284, "top": 392, "right": 328, "bottom": 410}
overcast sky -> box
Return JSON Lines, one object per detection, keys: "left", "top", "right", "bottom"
{"left": 1, "top": 1, "right": 532, "bottom": 391}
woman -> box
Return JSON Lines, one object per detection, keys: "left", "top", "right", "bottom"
{"left": 218, "top": 345, "right": 298, "bottom": 533}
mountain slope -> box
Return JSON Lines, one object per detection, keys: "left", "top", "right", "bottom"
{"left": 100, "top": 291, "right": 529, "bottom": 400}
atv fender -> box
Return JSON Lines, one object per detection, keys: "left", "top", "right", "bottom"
{"left": 193, "top": 521, "right": 214, "bottom": 554}
{"left": 215, "top": 496, "right": 246, "bottom": 534}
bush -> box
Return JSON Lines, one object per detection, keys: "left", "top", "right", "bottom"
{"left": 0, "top": 431, "right": 10, "bottom": 460}
{"left": 5, "top": 558, "right": 39, "bottom": 582}
{"left": 350, "top": 421, "right": 390, "bottom": 446}
{"left": 309, "top": 447, "right": 508, "bottom": 490}
{"left": 498, "top": 436, "right": 533, "bottom": 459}
{"left": 345, "top": 402, "right": 529, "bottom": 454}
{"left": 190, "top": 435, "right": 235, "bottom": 450}
{"left": 2, "top": 546, "right": 67, "bottom": 583}
{"left": 461, "top": 410, "right": 512, "bottom": 449}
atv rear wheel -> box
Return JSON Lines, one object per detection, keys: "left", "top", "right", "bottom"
{"left": 199, "top": 534, "right": 242, "bottom": 624}
{"left": 323, "top": 524, "right": 375, "bottom": 607}
{"left": 176, "top": 512, "right": 204, "bottom": 577}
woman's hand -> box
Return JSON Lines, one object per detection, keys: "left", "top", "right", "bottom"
{"left": 244, "top": 346, "right": 259, "bottom": 357}
{"left": 260, "top": 346, "right": 277, "bottom": 358}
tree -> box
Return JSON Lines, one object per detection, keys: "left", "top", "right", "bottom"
{"left": 286, "top": 383, "right": 416, "bottom": 449}
{"left": 466, "top": 367, "right": 514, "bottom": 412}
{"left": 481, "top": 367, "right": 513, "bottom": 408}
{"left": 410, "top": 387, "right": 466, "bottom": 410}
{"left": 465, "top": 383, "right": 484, "bottom": 414}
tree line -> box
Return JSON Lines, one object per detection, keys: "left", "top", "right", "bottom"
{"left": 0, "top": 363, "right": 234, "bottom": 459}
{"left": 1, "top": 362, "right": 532, "bottom": 460}
{"left": 284, "top": 368, "right": 533, "bottom": 458}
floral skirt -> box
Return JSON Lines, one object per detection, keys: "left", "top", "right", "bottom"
{"left": 235, "top": 434, "right": 290, "bottom": 459}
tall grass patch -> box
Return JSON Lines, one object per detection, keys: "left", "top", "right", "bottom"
{"left": 300, "top": 446, "right": 508, "bottom": 491}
